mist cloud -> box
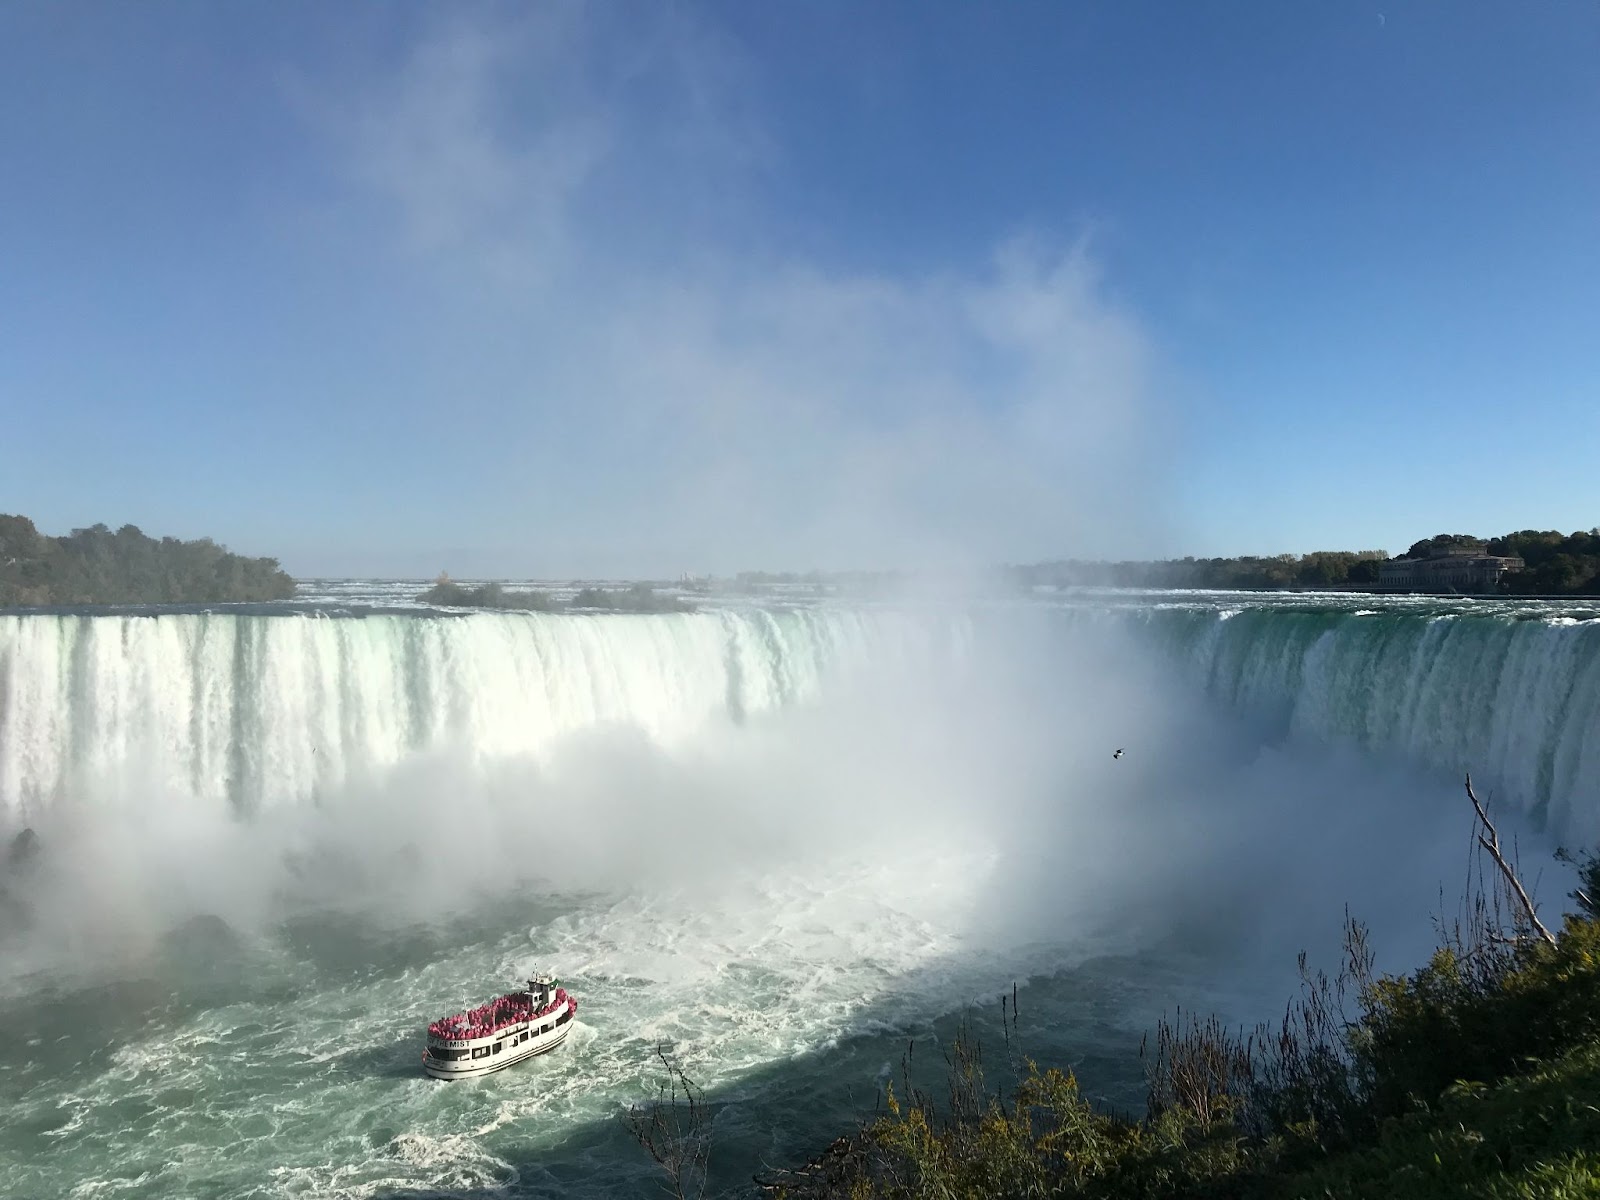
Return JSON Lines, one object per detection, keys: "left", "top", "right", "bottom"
{"left": 2, "top": 607, "right": 1543, "bottom": 1006}
{"left": 289, "top": 8, "right": 1168, "bottom": 577}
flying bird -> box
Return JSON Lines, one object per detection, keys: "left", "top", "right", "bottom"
{"left": 1112, "top": 748, "right": 1124, "bottom": 760}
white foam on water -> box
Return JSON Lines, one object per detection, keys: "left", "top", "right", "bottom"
{"left": 4, "top": 592, "right": 1597, "bottom": 1197}
{"left": 16, "top": 840, "right": 1027, "bottom": 1197}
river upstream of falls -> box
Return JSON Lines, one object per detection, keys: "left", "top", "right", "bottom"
{"left": 2, "top": 587, "right": 1598, "bottom": 1198}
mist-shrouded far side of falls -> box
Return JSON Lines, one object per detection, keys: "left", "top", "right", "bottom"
{"left": 2, "top": 591, "right": 1598, "bottom": 1198}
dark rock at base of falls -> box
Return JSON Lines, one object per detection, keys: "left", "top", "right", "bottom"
{"left": 0, "top": 830, "right": 40, "bottom": 936}
{"left": 8, "top": 827, "right": 40, "bottom": 870}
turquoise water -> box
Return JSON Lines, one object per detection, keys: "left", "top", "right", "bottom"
{"left": 1, "top": 589, "right": 1593, "bottom": 1197}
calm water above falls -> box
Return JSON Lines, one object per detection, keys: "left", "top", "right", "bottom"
{"left": 1, "top": 589, "right": 1596, "bottom": 1197}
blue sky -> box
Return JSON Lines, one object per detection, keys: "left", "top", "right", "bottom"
{"left": 2, "top": 2, "right": 1595, "bottom": 577}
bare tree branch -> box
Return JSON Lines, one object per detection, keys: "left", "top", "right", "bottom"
{"left": 1465, "top": 774, "right": 1556, "bottom": 948}
{"left": 625, "top": 1043, "right": 710, "bottom": 1200}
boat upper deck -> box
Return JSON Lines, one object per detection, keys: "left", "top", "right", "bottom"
{"left": 428, "top": 986, "right": 573, "bottom": 1046}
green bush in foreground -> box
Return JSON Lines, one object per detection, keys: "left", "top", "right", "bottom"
{"left": 787, "top": 924, "right": 1600, "bottom": 1200}
{"left": 1352, "top": 916, "right": 1600, "bottom": 1129}
{"left": 1279, "top": 1041, "right": 1600, "bottom": 1200}
{"left": 720, "top": 806, "right": 1600, "bottom": 1200}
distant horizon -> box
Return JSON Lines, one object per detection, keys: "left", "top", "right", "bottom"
{"left": 17, "top": 506, "right": 1600, "bottom": 583}
{"left": 291, "top": 529, "right": 1599, "bottom": 584}
{"left": 4, "top": 4, "right": 1596, "bottom": 578}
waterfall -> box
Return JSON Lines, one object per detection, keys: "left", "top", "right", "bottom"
{"left": 0, "top": 608, "right": 958, "bottom": 820}
{"left": 1139, "top": 606, "right": 1600, "bottom": 838}
{"left": 3, "top": 600, "right": 1597, "bottom": 840}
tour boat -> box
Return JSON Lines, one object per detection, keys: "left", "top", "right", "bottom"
{"left": 422, "top": 973, "right": 578, "bottom": 1080}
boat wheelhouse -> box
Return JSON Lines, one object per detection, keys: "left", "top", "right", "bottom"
{"left": 422, "top": 973, "right": 578, "bottom": 1080}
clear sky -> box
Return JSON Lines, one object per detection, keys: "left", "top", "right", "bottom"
{"left": 2, "top": 2, "right": 1596, "bottom": 577}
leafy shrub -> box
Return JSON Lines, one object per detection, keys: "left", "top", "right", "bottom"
{"left": 1354, "top": 918, "right": 1600, "bottom": 1123}
{"left": 751, "top": 819, "right": 1600, "bottom": 1200}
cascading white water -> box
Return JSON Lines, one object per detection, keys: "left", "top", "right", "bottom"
{"left": 0, "top": 608, "right": 964, "bottom": 821}
{"left": 1137, "top": 604, "right": 1600, "bottom": 839}
{"left": 3, "top": 597, "right": 1598, "bottom": 838}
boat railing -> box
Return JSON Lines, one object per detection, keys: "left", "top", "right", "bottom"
{"left": 428, "top": 987, "right": 571, "bottom": 1042}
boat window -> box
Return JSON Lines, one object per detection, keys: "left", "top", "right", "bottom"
{"left": 430, "top": 1047, "right": 468, "bottom": 1061}
{"left": 471, "top": 1047, "right": 489, "bottom": 1059}
{"left": 493, "top": 1041, "right": 504, "bottom": 1054}
{"left": 556, "top": 1008, "right": 572, "bottom": 1026}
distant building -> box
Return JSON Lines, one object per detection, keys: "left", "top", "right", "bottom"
{"left": 1378, "top": 543, "right": 1524, "bottom": 593}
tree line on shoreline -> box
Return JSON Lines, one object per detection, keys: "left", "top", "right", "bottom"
{"left": 8, "top": 510, "right": 1598, "bottom": 606}
{"left": 1011, "top": 528, "right": 1600, "bottom": 594}
{"left": 0, "top": 513, "right": 294, "bottom": 607}
{"left": 419, "top": 577, "right": 694, "bottom": 614}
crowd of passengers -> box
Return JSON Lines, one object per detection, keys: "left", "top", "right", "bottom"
{"left": 429, "top": 988, "right": 569, "bottom": 1041}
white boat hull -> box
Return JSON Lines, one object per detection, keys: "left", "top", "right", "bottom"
{"left": 422, "top": 998, "right": 577, "bottom": 1080}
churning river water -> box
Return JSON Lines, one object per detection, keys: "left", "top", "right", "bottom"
{"left": 2, "top": 585, "right": 1598, "bottom": 1198}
